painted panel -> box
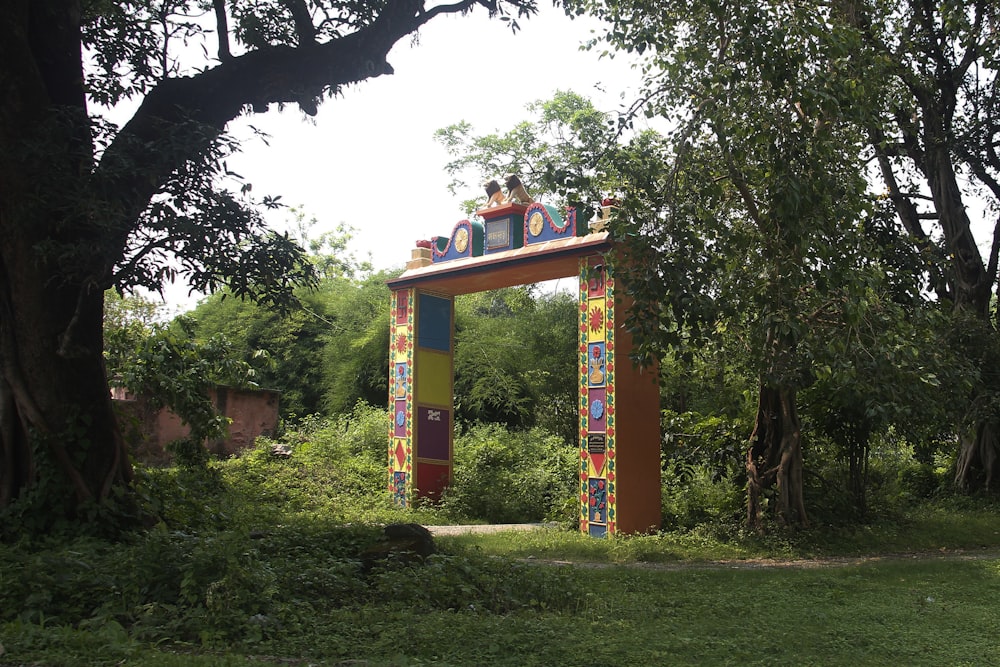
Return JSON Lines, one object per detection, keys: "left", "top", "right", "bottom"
{"left": 586, "top": 298, "right": 606, "bottom": 342}
{"left": 588, "top": 522, "right": 608, "bottom": 538}
{"left": 416, "top": 406, "right": 450, "bottom": 460}
{"left": 586, "top": 264, "right": 606, "bottom": 298}
{"left": 394, "top": 290, "right": 409, "bottom": 324}
{"left": 431, "top": 220, "right": 484, "bottom": 262}
{"left": 587, "top": 342, "right": 606, "bottom": 387}
{"left": 523, "top": 203, "right": 579, "bottom": 244}
{"left": 393, "top": 400, "right": 407, "bottom": 438}
{"left": 483, "top": 215, "right": 524, "bottom": 254}
{"left": 393, "top": 363, "right": 409, "bottom": 400}
{"left": 588, "top": 387, "right": 607, "bottom": 433}
{"left": 588, "top": 477, "right": 608, "bottom": 523}
{"left": 416, "top": 461, "right": 450, "bottom": 501}
{"left": 414, "top": 349, "right": 452, "bottom": 407}
{"left": 392, "top": 471, "right": 407, "bottom": 505}
{"left": 417, "top": 293, "right": 452, "bottom": 352}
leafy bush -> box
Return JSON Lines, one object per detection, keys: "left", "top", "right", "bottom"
{"left": 896, "top": 462, "right": 946, "bottom": 500}
{"left": 660, "top": 467, "right": 743, "bottom": 530}
{"left": 441, "top": 424, "right": 577, "bottom": 524}
{"left": 0, "top": 519, "right": 582, "bottom": 658}
{"left": 659, "top": 410, "right": 746, "bottom": 529}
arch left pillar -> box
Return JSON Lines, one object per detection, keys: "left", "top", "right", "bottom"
{"left": 388, "top": 287, "right": 454, "bottom": 506}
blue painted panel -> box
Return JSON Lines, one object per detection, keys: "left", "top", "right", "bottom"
{"left": 418, "top": 293, "right": 452, "bottom": 352}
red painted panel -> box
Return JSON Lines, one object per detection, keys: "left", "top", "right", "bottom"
{"left": 416, "top": 461, "right": 450, "bottom": 501}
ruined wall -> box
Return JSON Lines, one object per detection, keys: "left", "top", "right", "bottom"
{"left": 112, "top": 386, "right": 280, "bottom": 464}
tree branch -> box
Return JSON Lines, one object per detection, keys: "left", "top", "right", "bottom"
{"left": 280, "top": 0, "right": 317, "bottom": 45}
{"left": 95, "top": 0, "right": 496, "bottom": 284}
{"left": 212, "top": 0, "right": 231, "bottom": 61}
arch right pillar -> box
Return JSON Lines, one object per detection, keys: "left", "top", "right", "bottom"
{"left": 578, "top": 256, "right": 661, "bottom": 536}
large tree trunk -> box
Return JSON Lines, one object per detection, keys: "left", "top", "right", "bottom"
{"left": 746, "top": 384, "right": 808, "bottom": 530}
{"left": 0, "top": 3, "right": 133, "bottom": 528}
{"left": 0, "top": 0, "right": 527, "bottom": 533}
{"left": 0, "top": 223, "right": 133, "bottom": 526}
{"left": 955, "top": 421, "right": 999, "bottom": 491}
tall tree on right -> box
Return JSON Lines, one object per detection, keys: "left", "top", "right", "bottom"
{"left": 567, "top": 0, "right": 1000, "bottom": 491}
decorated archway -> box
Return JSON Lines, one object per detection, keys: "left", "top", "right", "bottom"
{"left": 386, "top": 201, "right": 661, "bottom": 536}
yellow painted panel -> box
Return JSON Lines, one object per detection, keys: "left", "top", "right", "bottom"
{"left": 415, "top": 349, "right": 452, "bottom": 407}
{"left": 586, "top": 298, "right": 606, "bottom": 342}
{"left": 391, "top": 327, "right": 411, "bottom": 364}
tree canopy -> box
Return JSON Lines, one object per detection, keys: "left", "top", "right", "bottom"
{"left": 565, "top": 0, "right": 1000, "bottom": 497}
{"left": 0, "top": 0, "right": 543, "bottom": 532}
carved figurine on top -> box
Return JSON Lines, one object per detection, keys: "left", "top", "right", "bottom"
{"left": 503, "top": 174, "right": 534, "bottom": 204}
{"left": 483, "top": 179, "right": 504, "bottom": 207}
{"left": 481, "top": 173, "right": 534, "bottom": 208}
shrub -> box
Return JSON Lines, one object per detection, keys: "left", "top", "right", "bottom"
{"left": 441, "top": 424, "right": 577, "bottom": 524}
{"left": 660, "top": 467, "right": 743, "bottom": 530}
{"left": 659, "top": 410, "right": 746, "bottom": 529}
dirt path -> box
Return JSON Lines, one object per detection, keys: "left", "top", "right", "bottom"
{"left": 423, "top": 523, "right": 1000, "bottom": 570}
{"left": 425, "top": 522, "right": 556, "bottom": 536}
{"left": 526, "top": 548, "right": 1000, "bottom": 571}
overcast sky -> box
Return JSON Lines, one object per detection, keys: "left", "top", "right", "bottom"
{"left": 153, "top": 5, "right": 644, "bottom": 311}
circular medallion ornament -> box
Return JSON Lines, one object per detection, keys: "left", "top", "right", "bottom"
{"left": 395, "top": 410, "right": 406, "bottom": 427}
{"left": 455, "top": 227, "right": 469, "bottom": 252}
{"left": 528, "top": 211, "right": 544, "bottom": 237}
{"left": 590, "top": 399, "right": 605, "bottom": 420}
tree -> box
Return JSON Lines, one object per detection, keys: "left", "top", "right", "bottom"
{"left": 569, "top": 0, "right": 1000, "bottom": 491}
{"left": 436, "top": 89, "right": 628, "bottom": 216}
{"left": 846, "top": 0, "right": 1000, "bottom": 489}
{"left": 185, "top": 221, "right": 389, "bottom": 419}
{"left": 0, "top": 0, "right": 540, "bottom": 531}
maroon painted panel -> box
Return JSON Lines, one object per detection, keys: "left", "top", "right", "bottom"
{"left": 393, "top": 400, "right": 407, "bottom": 438}
{"left": 588, "top": 387, "right": 607, "bottom": 433}
{"left": 416, "top": 406, "right": 450, "bottom": 460}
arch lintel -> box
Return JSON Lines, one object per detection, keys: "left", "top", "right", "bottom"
{"left": 387, "top": 232, "right": 612, "bottom": 295}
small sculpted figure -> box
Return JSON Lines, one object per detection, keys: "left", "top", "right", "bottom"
{"left": 483, "top": 179, "right": 505, "bottom": 207}
{"left": 503, "top": 174, "right": 533, "bottom": 204}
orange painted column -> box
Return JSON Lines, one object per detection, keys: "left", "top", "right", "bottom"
{"left": 578, "top": 257, "right": 661, "bottom": 536}
{"left": 388, "top": 287, "right": 454, "bottom": 506}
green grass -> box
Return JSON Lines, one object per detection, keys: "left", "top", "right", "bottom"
{"left": 6, "top": 555, "right": 997, "bottom": 666}
{"left": 4, "top": 433, "right": 1000, "bottom": 667}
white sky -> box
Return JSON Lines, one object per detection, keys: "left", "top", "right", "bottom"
{"left": 154, "top": 5, "right": 644, "bottom": 312}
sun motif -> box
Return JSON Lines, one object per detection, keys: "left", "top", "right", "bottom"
{"left": 589, "top": 306, "right": 604, "bottom": 333}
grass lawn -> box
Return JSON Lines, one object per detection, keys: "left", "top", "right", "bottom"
{"left": 3, "top": 520, "right": 1000, "bottom": 667}
{"left": 4, "top": 444, "right": 1000, "bottom": 667}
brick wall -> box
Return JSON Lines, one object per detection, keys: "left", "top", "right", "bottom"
{"left": 112, "top": 386, "right": 280, "bottom": 464}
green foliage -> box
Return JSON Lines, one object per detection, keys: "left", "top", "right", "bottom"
{"left": 4, "top": 400, "right": 1000, "bottom": 665}
{"left": 442, "top": 424, "right": 578, "bottom": 524}
{"left": 112, "top": 315, "right": 264, "bottom": 449}
{"left": 565, "top": 0, "right": 1000, "bottom": 492}
{"left": 436, "top": 90, "right": 622, "bottom": 215}
{"left": 185, "top": 266, "right": 394, "bottom": 419}
{"left": 454, "top": 288, "right": 579, "bottom": 442}
{"left": 659, "top": 410, "right": 747, "bottom": 529}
